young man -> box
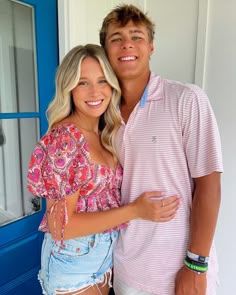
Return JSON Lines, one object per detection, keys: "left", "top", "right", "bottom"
{"left": 100, "top": 4, "right": 223, "bottom": 295}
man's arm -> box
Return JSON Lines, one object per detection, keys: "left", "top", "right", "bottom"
{"left": 175, "top": 171, "right": 221, "bottom": 295}
{"left": 190, "top": 171, "right": 221, "bottom": 255}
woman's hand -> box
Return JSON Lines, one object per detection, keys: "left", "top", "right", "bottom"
{"left": 132, "top": 192, "right": 180, "bottom": 222}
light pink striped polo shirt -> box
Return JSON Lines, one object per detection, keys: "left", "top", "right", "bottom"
{"left": 113, "top": 72, "right": 223, "bottom": 295}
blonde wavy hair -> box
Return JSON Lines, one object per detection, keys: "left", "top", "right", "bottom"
{"left": 46, "top": 44, "right": 121, "bottom": 157}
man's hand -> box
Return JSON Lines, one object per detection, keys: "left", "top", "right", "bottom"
{"left": 175, "top": 266, "right": 207, "bottom": 295}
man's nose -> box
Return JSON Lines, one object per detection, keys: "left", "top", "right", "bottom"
{"left": 121, "top": 38, "right": 134, "bottom": 49}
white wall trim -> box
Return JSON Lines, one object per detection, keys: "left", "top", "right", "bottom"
{"left": 194, "top": 0, "right": 209, "bottom": 88}
{"left": 57, "top": 0, "right": 71, "bottom": 61}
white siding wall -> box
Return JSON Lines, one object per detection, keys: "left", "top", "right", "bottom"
{"left": 204, "top": 1, "right": 236, "bottom": 293}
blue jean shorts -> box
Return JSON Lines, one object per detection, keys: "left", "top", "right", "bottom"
{"left": 39, "top": 231, "right": 118, "bottom": 295}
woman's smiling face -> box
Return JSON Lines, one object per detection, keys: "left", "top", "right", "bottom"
{"left": 71, "top": 57, "right": 112, "bottom": 120}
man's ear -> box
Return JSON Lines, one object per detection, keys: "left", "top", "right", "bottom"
{"left": 149, "top": 41, "right": 154, "bottom": 56}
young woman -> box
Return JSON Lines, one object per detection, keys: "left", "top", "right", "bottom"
{"left": 27, "top": 44, "right": 180, "bottom": 295}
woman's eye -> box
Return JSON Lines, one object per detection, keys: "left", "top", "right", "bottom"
{"left": 78, "top": 81, "right": 88, "bottom": 86}
{"left": 99, "top": 79, "right": 108, "bottom": 84}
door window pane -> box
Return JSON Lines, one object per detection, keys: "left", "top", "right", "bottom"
{"left": 0, "top": 0, "right": 38, "bottom": 113}
{"left": 0, "top": 118, "right": 40, "bottom": 226}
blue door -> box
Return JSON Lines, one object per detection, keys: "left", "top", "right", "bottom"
{"left": 0, "top": 0, "right": 58, "bottom": 294}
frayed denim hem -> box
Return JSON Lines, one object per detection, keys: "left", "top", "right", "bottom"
{"left": 38, "top": 274, "right": 49, "bottom": 295}
{"left": 38, "top": 268, "right": 113, "bottom": 295}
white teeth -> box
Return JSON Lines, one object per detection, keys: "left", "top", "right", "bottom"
{"left": 120, "top": 56, "right": 136, "bottom": 61}
{"left": 86, "top": 100, "right": 102, "bottom": 106}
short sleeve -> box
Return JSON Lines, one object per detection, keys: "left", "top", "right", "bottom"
{"left": 27, "top": 124, "right": 91, "bottom": 200}
{"left": 180, "top": 84, "right": 223, "bottom": 177}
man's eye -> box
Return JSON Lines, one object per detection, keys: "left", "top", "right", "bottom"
{"left": 132, "top": 36, "right": 142, "bottom": 40}
{"left": 111, "top": 38, "right": 121, "bottom": 42}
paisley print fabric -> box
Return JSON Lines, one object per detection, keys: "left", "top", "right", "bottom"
{"left": 27, "top": 123, "right": 126, "bottom": 234}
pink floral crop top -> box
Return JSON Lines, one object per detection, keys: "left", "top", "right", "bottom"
{"left": 27, "top": 123, "right": 127, "bottom": 235}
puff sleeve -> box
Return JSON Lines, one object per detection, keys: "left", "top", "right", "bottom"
{"left": 27, "top": 124, "right": 91, "bottom": 200}
{"left": 27, "top": 124, "right": 92, "bottom": 240}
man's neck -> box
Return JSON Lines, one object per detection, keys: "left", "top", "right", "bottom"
{"left": 119, "top": 71, "right": 151, "bottom": 122}
{"left": 120, "top": 71, "right": 151, "bottom": 106}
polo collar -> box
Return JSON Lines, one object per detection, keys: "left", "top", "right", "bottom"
{"left": 139, "top": 84, "right": 149, "bottom": 108}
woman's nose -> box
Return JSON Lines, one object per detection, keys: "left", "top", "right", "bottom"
{"left": 88, "top": 84, "right": 99, "bottom": 96}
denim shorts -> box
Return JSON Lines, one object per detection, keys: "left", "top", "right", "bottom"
{"left": 38, "top": 231, "right": 118, "bottom": 295}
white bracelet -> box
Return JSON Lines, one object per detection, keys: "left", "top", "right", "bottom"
{"left": 187, "top": 250, "right": 209, "bottom": 263}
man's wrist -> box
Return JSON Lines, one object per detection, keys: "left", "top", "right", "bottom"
{"left": 183, "top": 264, "right": 207, "bottom": 275}
{"left": 184, "top": 250, "right": 209, "bottom": 274}
{"left": 184, "top": 257, "right": 208, "bottom": 274}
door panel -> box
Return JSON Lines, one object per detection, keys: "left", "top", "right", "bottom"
{"left": 0, "top": 0, "right": 58, "bottom": 294}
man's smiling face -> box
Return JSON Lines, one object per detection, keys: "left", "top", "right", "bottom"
{"left": 105, "top": 21, "right": 154, "bottom": 81}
